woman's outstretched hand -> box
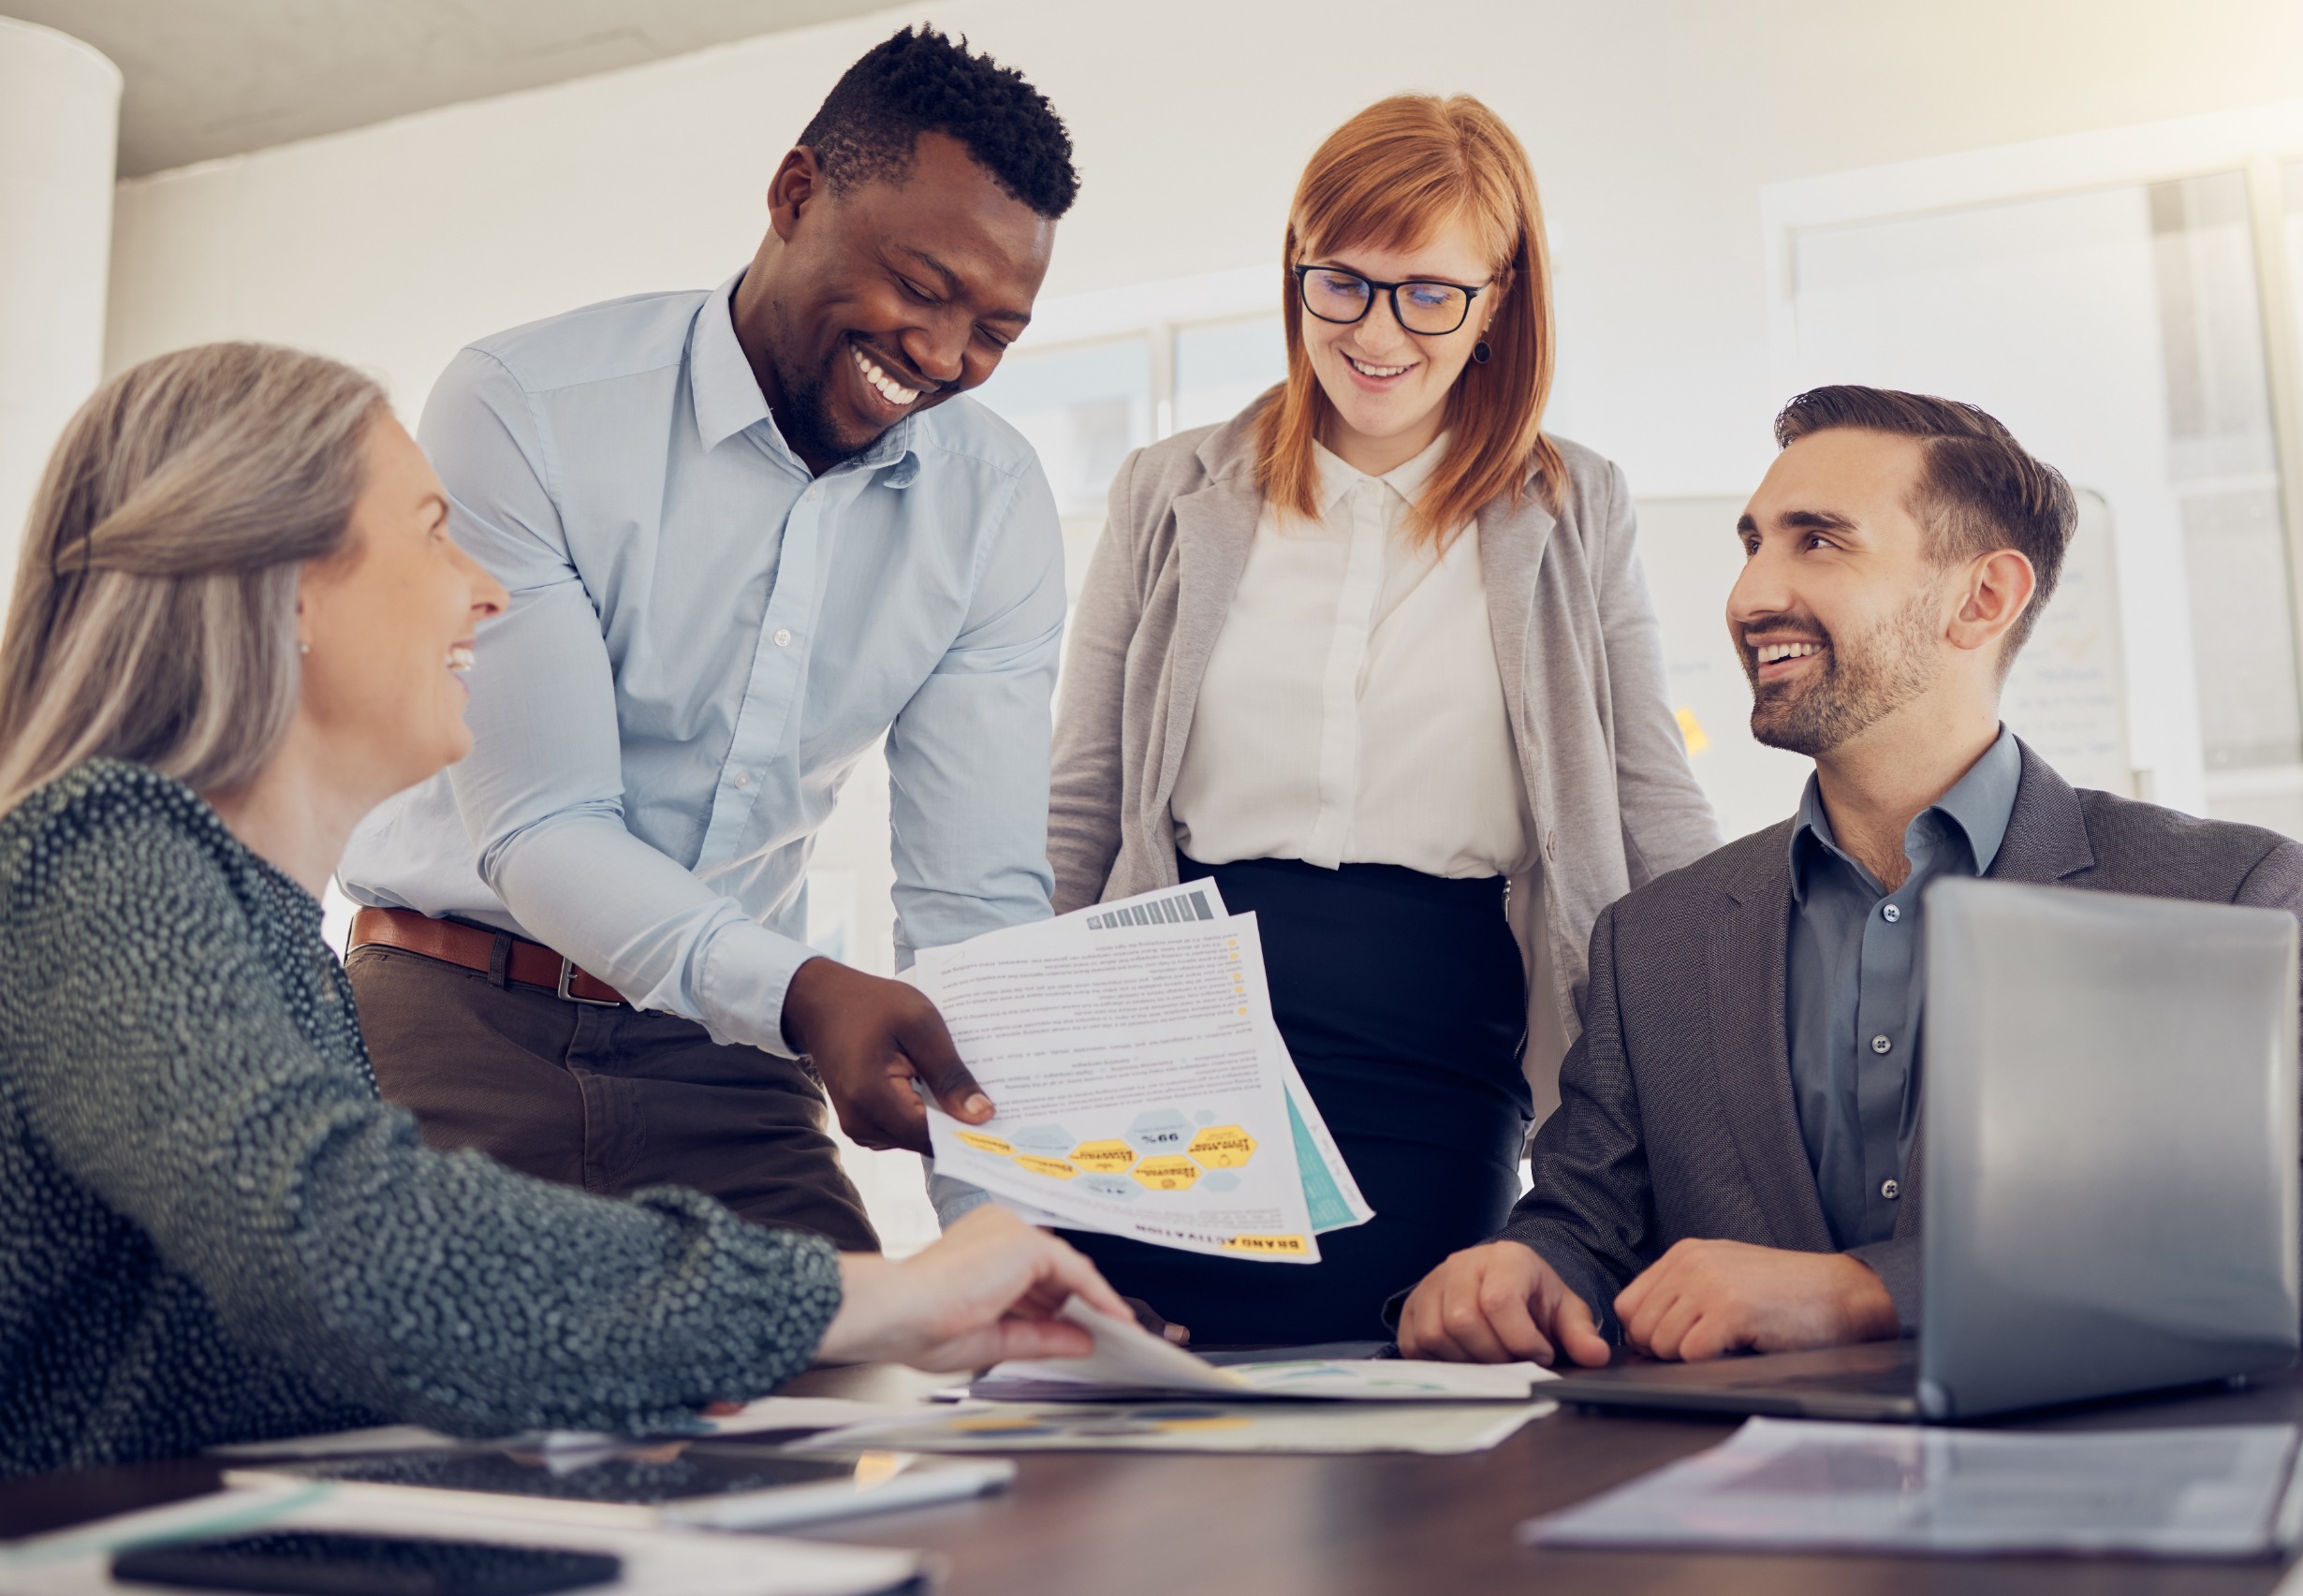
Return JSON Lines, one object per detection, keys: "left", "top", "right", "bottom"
{"left": 815, "top": 1206, "right": 1135, "bottom": 1372}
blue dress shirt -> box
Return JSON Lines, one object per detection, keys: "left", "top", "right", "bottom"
{"left": 1784, "top": 726, "right": 2021, "bottom": 1248}
{"left": 340, "top": 274, "right": 1065, "bottom": 1055}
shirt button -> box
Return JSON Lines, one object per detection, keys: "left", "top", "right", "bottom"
{"left": 734, "top": 770, "right": 751, "bottom": 790}
{"left": 1870, "top": 1033, "right": 1892, "bottom": 1054}
{"left": 1881, "top": 902, "right": 1900, "bottom": 923}
{"left": 773, "top": 628, "right": 793, "bottom": 647}
{"left": 1882, "top": 1178, "right": 1900, "bottom": 1200}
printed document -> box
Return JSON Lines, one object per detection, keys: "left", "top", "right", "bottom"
{"left": 969, "top": 1301, "right": 1558, "bottom": 1403}
{"left": 1522, "top": 1417, "right": 2303, "bottom": 1559}
{"left": 791, "top": 1399, "right": 1554, "bottom": 1457}
{"left": 910, "top": 883, "right": 1372, "bottom": 1262}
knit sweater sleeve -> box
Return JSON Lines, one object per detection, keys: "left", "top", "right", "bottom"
{"left": 2, "top": 773, "right": 843, "bottom": 1438}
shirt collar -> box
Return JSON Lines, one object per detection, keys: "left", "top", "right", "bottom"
{"left": 691, "top": 272, "right": 772, "bottom": 452}
{"left": 1789, "top": 725, "right": 2022, "bottom": 902}
{"left": 689, "top": 271, "right": 922, "bottom": 487}
{"left": 1311, "top": 431, "right": 1452, "bottom": 517}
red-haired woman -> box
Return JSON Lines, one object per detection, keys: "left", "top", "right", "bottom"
{"left": 1041, "top": 95, "right": 1722, "bottom": 1345}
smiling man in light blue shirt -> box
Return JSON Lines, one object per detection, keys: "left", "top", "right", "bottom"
{"left": 338, "top": 29, "right": 1077, "bottom": 1246}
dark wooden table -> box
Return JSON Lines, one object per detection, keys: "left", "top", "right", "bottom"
{"left": 8, "top": 1363, "right": 2301, "bottom": 1595}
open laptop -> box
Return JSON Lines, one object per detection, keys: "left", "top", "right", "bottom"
{"left": 1546, "top": 877, "right": 2301, "bottom": 1422}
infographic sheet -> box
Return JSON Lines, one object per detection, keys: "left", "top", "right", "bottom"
{"left": 912, "top": 884, "right": 1372, "bottom": 1263}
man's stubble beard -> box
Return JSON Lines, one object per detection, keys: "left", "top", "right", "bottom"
{"left": 762, "top": 291, "right": 875, "bottom": 469}
{"left": 1747, "top": 585, "right": 1943, "bottom": 758}
{"left": 772, "top": 352, "right": 873, "bottom": 470}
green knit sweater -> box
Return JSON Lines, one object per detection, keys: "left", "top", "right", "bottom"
{"left": 0, "top": 760, "right": 843, "bottom": 1478}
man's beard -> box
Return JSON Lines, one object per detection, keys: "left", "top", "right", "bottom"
{"left": 773, "top": 356, "right": 874, "bottom": 469}
{"left": 1744, "top": 587, "right": 1941, "bottom": 757}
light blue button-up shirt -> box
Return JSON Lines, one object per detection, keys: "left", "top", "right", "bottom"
{"left": 340, "top": 274, "right": 1065, "bottom": 1056}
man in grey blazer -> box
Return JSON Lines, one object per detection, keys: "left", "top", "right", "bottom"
{"left": 1399, "top": 384, "right": 2303, "bottom": 1367}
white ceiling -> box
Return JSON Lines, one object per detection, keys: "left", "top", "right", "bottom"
{"left": 4, "top": 0, "right": 902, "bottom": 177}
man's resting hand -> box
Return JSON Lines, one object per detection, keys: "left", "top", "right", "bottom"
{"left": 1612, "top": 1238, "right": 1898, "bottom": 1362}
{"left": 1397, "top": 1240, "right": 1613, "bottom": 1366}
{"left": 781, "top": 956, "right": 990, "bottom": 1154}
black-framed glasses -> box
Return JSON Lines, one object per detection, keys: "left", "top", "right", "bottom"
{"left": 1292, "top": 264, "right": 1487, "bottom": 336}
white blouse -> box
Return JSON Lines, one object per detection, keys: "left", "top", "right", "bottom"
{"left": 1170, "top": 434, "right": 1533, "bottom": 880}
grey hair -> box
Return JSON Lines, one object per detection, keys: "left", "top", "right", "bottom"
{"left": 0, "top": 343, "right": 386, "bottom": 815}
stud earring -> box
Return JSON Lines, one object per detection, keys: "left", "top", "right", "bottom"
{"left": 298, "top": 640, "right": 311, "bottom": 656}
{"left": 1471, "top": 341, "right": 1492, "bottom": 365}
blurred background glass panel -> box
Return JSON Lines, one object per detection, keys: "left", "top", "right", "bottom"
{"left": 1174, "top": 313, "right": 1286, "bottom": 432}
{"left": 971, "top": 335, "right": 1152, "bottom": 521}
{"left": 971, "top": 335, "right": 1154, "bottom": 608}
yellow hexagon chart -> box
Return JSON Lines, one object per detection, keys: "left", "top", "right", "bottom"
{"left": 1070, "top": 1139, "right": 1137, "bottom": 1174}
{"left": 954, "top": 1131, "right": 1013, "bottom": 1157}
{"left": 1015, "top": 1154, "right": 1078, "bottom": 1179}
{"left": 1130, "top": 1155, "right": 1201, "bottom": 1192}
{"left": 1188, "top": 1126, "right": 1255, "bottom": 1169}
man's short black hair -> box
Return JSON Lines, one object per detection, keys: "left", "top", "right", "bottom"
{"left": 799, "top": 27, "right": 1078, "bottom": 218}
{"left": 1773, "top": 385, "right": 2077, "bottom": 668}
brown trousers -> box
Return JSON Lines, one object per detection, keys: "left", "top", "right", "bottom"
{"left": 345, "top": 943, "right": 877, "bottom": 1252}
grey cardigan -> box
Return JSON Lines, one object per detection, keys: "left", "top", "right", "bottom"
{"left": 1048, "top": 404, "right": 1723, "bottom": 1114}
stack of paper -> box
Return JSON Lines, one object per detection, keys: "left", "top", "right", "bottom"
{"left": 909, "top": 883, "right": 1372, "bottom": 1263}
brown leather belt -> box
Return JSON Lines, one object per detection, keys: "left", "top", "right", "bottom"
{"left": 349, "top": 906, "right": 627, "bottom": 1006}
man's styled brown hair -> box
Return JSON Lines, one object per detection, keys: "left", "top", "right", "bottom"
{"left": 1772, "top": 385, "right": 2078, "bottom": 667}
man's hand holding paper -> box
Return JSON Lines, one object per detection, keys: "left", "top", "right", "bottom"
{"left": 906, "top": 885, "right": 1373, "bottom": 1263}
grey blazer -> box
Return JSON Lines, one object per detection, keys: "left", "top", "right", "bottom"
{"left": 1500, "top": 741, "right": 2303, "bottom": 1335}
{"left": 1047, "top": 403, "right": 1723, "bottom": 1112}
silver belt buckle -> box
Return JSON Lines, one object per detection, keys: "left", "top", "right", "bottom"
{"left": 557, "top": 957, "right": 621, "bottom": 1006}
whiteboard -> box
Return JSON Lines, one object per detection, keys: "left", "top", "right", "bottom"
{"left": 1998, "top": 490, "right": 2133, "bottom": 796}
{"left": 1632, "top": 489, "right": 2132, "bottom": 842}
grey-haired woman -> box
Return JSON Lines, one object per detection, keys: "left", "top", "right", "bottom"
{"left": 0, "top": 343, "right": 1126, "bottom": 1479}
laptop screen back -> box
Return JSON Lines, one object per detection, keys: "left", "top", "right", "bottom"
{"left": 1920, "top": 878, "right": 2300, "bottom": 1419}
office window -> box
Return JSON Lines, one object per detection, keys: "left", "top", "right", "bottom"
{"left": 2155, "top": 174, "right": 2300, "bottom": 788}
{"left": 1174, "top": 314, "right": 1286, "bottom": 432}
{"left": 971, "top": 335, "right": 1153, "bottom": 522}
{"left": 1787, "top": 170, "right": 2303, "bottom": 835}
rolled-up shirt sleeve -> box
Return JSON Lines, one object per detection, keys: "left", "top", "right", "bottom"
{"left": 422, "top": 349, "right": 818, "bottom": 1053}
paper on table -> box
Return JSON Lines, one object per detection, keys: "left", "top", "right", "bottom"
{"left": 975, "top": 1301, "right": 1556, "bottom": 1402}
{"left": 791, "top": 1398, "right": 1556, "bottom": 1457}
{"left": 1015, "top": 1296, "right": 1251, "bottom": 1392}
{"left": 0, "top": 1483, "right": 924, "bottom": 1595}
{"left": 912, "top": 896, "right": 1325, "bottom": 1262}
{"left": 203, "top": 1398, "right": 936, "bottom": 1465}
{"left": 207, "top": 1425, "right": 459, "bottom": 1459}
{"left": 1523, "top": 1417, "right": 2303, "bottom": 1559}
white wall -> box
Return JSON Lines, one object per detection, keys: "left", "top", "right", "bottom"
{"left": 0, "top": 18, "right": 118, "bottom": 587}
{"left": 105, "top": 0, "right": 2303, "bottom": 501}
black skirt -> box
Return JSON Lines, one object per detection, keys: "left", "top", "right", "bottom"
{"left": 1063, "top": 854, "right": 1531, "bottom": 1345}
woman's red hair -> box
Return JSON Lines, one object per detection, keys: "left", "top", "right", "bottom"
{"left": 1254, "top": 95, "right": 1563, "bottom": 543}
